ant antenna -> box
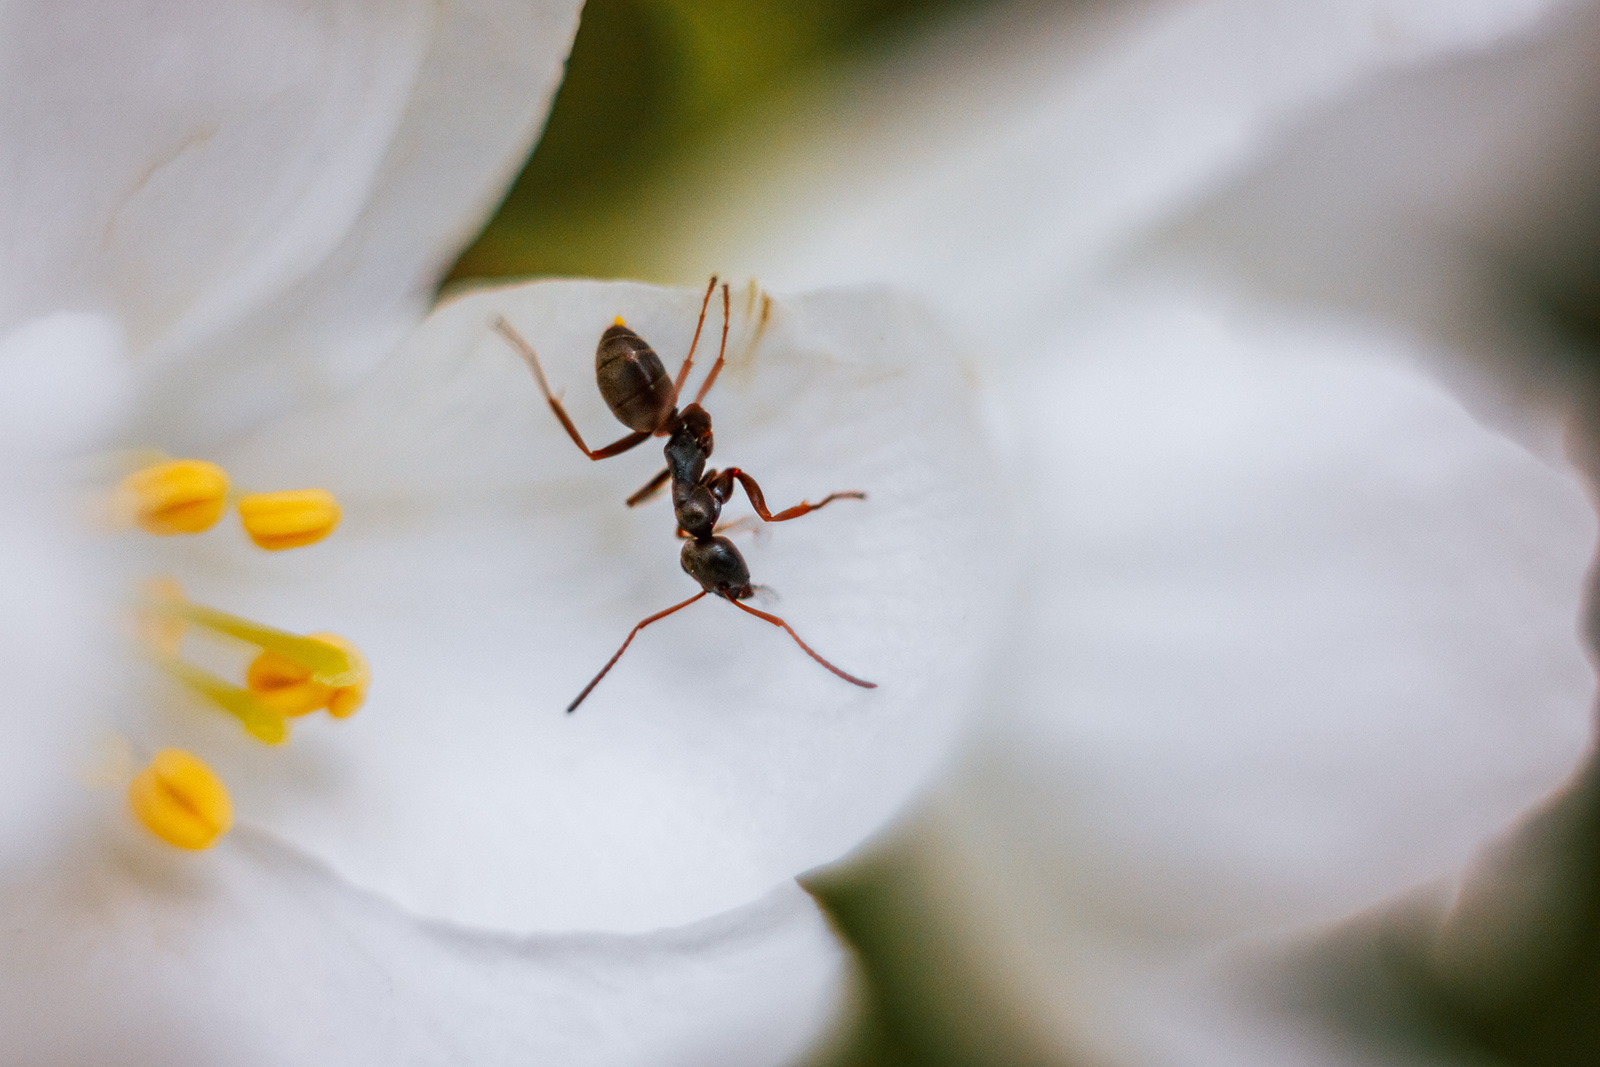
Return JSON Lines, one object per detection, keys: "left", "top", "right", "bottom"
{"left": 669, "top": 277, "right": 721, "bottom": 402}
{"left": 693, "top": 283, "right": 733, "bottom": 406}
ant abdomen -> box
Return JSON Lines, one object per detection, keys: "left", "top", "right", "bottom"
{"left": 596, "top": 324, "right": 674, "bottom": 433}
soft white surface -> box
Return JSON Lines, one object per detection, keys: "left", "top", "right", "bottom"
{"left": 675, "top": 0, "right": 1600, "bottom": 1058}
{"left": 0, "top": 498, "right": 106, "bottom": 871}
{"left": 138, "top": 279, "right": 1003, "bottom": 934}
{"left": 0, "top": 0, "right": 431, "bottom": 352}
{"left": 907, "top": 280, "right": 1596, "bottom": 1064}
{"left": 973, "top": 282, "right": 1594, "bottom": 940}
{"left": 0, "top": 315, "right": 128, "bottom": 869}
{"left": 670, "top": 0, "right": 1583, "bottom": 354}
{"left": 0, "top": 827, "right": 846, "bottom": 1067}
{"left": 0, "top": 0, "right": 582, "bottom": 439}
{"left": 0, "top": 313, "right": 131, "bottom": 458}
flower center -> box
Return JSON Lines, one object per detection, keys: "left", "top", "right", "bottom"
{"left": 116, "top": 458, "right": 367, "bottom": 848}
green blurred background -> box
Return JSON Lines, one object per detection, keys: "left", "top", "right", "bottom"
{"left": 448, "top": 3, "right": 1600, "bottom": 1064}
{"left": 447, "top": 0, "right": 975, "bottom": 285}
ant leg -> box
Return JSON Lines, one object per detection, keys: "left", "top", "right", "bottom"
{"left": 666, "top": 276, "right": 720, "bottom": 410}
{"left": 726, "top": 598, "right": 876, "bottom": 689}
{"left": 568, "top": 591, "right": 708, "bottom": 712}
{"left": 676, "top": 513, "right": 763, "bottom": 540}
{"left": 691, "top": 283, "right": 733, "bottom": 405}
{"left": 626, "top": 467, "right": 671, "bottom": 508}
{"left": 493, "top": 317, "right": 651, "bottom": 460}
{"left": 713, "top": 514, "right": 763, "bottom": 538}
{"left": 708, "top": 468, "right": 866, "bottom": 523}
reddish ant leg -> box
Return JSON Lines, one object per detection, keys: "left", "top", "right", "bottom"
{"left": 494, "top": 317, "right": 652, "bottom": 460}
{"left": 708, "top": 468, "right": 866, "bottom": 523}
{"left": 626, "top": 468, "right": 671, "bottom": 508}
{"left": 671, "top": 515, "right": 763, "bottom": 540}
{"left": 568, "top": 591, "right": 709, "bottom": 713}
{"left": 727, "top": 598, "right": 876, "bottom": 689}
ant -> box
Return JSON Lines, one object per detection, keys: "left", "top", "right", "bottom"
{"left": 493, "top": 277, "right": 876, "bottom": 712}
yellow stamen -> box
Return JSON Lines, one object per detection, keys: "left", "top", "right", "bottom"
{"left": 237, "top": 489, "right": 342, "bottom": 550}
{"left": 246, "top": 632, "right": 369, "bottom": 719}
{"left": 128, "top": 748, "right": 233, "bottom": 849}
{"left": 158, "top": 656, "right": 288, "bottom": 744}
{"left": 322, "top": 633, "right": 370, "bottom": 718}
{"left": 116, "top": 460, "right": 229, "bottom": 535}
{"left": 613, "top": 316, "right": 627, "bottom": 327}
{"left": 143, "top": 597, "right": 359, "bottom": 687}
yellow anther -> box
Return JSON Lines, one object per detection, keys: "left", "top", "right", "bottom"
{"left": 317, "top": 633, "right": 369, "bottom": 718}
{"left": 246, "top": 632, "right": 369, "bottom": 719}
{"left": 127, "top": 748, "right": 233, "bottom": 850}
{"left": 116, "top": 460, "right": 229, "bottom": 535}
{"left": 614, "top": 316, "right": 627, "bottom": 327}
{"left": 237, "top": 489, "right": 342, "bottom": 550}
{"left": 246, "top": 651, "right": 328, "bottom": 717}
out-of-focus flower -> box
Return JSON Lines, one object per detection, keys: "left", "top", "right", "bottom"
{"left": 656, "top": 0, "right": 1600, "bottom": 1061}
{"left": 0, "top": 3, "right": 1006, "bottom": 1063}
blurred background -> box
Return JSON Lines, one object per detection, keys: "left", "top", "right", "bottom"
{"left": 446, "top": 2, "right": 1600, "bottom": 1064}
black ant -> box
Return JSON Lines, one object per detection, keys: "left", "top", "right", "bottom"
{"left": 493, "top": 277, "right": 876, "bottom": 712}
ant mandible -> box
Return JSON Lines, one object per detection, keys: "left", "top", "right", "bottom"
{"left": 493, "top": 277, "right": 876, "bottom": 712}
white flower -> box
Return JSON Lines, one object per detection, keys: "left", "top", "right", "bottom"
{"left": 663, "top": 0, "right": 1600, "bottom": 1061}
{"left": 0, "top": 3, "right": 1004, "bottom": 1062}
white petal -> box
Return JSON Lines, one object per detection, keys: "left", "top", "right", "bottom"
{"left": 0, "top": 497, "right": 110, "bottom": 871}
{"left": 0, "top": 0, "right": 427, "bottom": 351}
{"left": 1155, "top": 0, "right": 1600, "bottom": 446}
{"left": 135, "top": 0, "right": 586, "bottom": 439}
{"left": 669, "top": 0, "right": 1578, "bottom": 351}
{"left": 156, "top": 280, "right": 1003, "bottom": 934}
{"left": 865, "top": 277, "right": 1596, "bottom": 1065}
{"left": 935, "top": 278, "right": 1593, "bottom": 944}
{"left": 0, "top": 828, "right": 847, "bottom": 1067}
{"left": 0, "top": 314, "right": 130, "bottom": 868}
{"left": 0, "top": 313, "right": 131, "bottom": 457}
{"left": 1, "top": 0, "right": 580, "bottom": 434}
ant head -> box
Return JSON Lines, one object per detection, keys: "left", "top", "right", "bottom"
{"left": 680, "top": 534, "right": 750, "bottom": 596}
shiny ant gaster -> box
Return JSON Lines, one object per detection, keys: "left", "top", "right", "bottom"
{"left": 493, "top": 278, "right": 876, "bottom": 712}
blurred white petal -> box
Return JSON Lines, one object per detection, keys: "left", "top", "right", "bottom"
{"left": 904, "top": 277, "right": 1593, "bottom": 1056}
{"left": 0, "top": 828, "right": 846, "bottom": 1067}
{"left": 669, "top": 0, "right": 1584, "bottom": 351}
{"left": 0, "top": 314, "right": 128, "bottom": 867}
{"left": 137, "top": 279, "right": 1003, "bottom": 933}
{"left": 673, "top": 0, "right": 1600, "bottom": 1054}
{"left": 137, "top": 0, "right": 587, "bottom": 436}
{"left": 0, "top": 0, "right": 581, "bottom": 438}
{"left": 988, "top": 283, "right": 1592, "bottom": 932}
{"left": 0, "top": 313, "right": 131, "bottom": 458}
